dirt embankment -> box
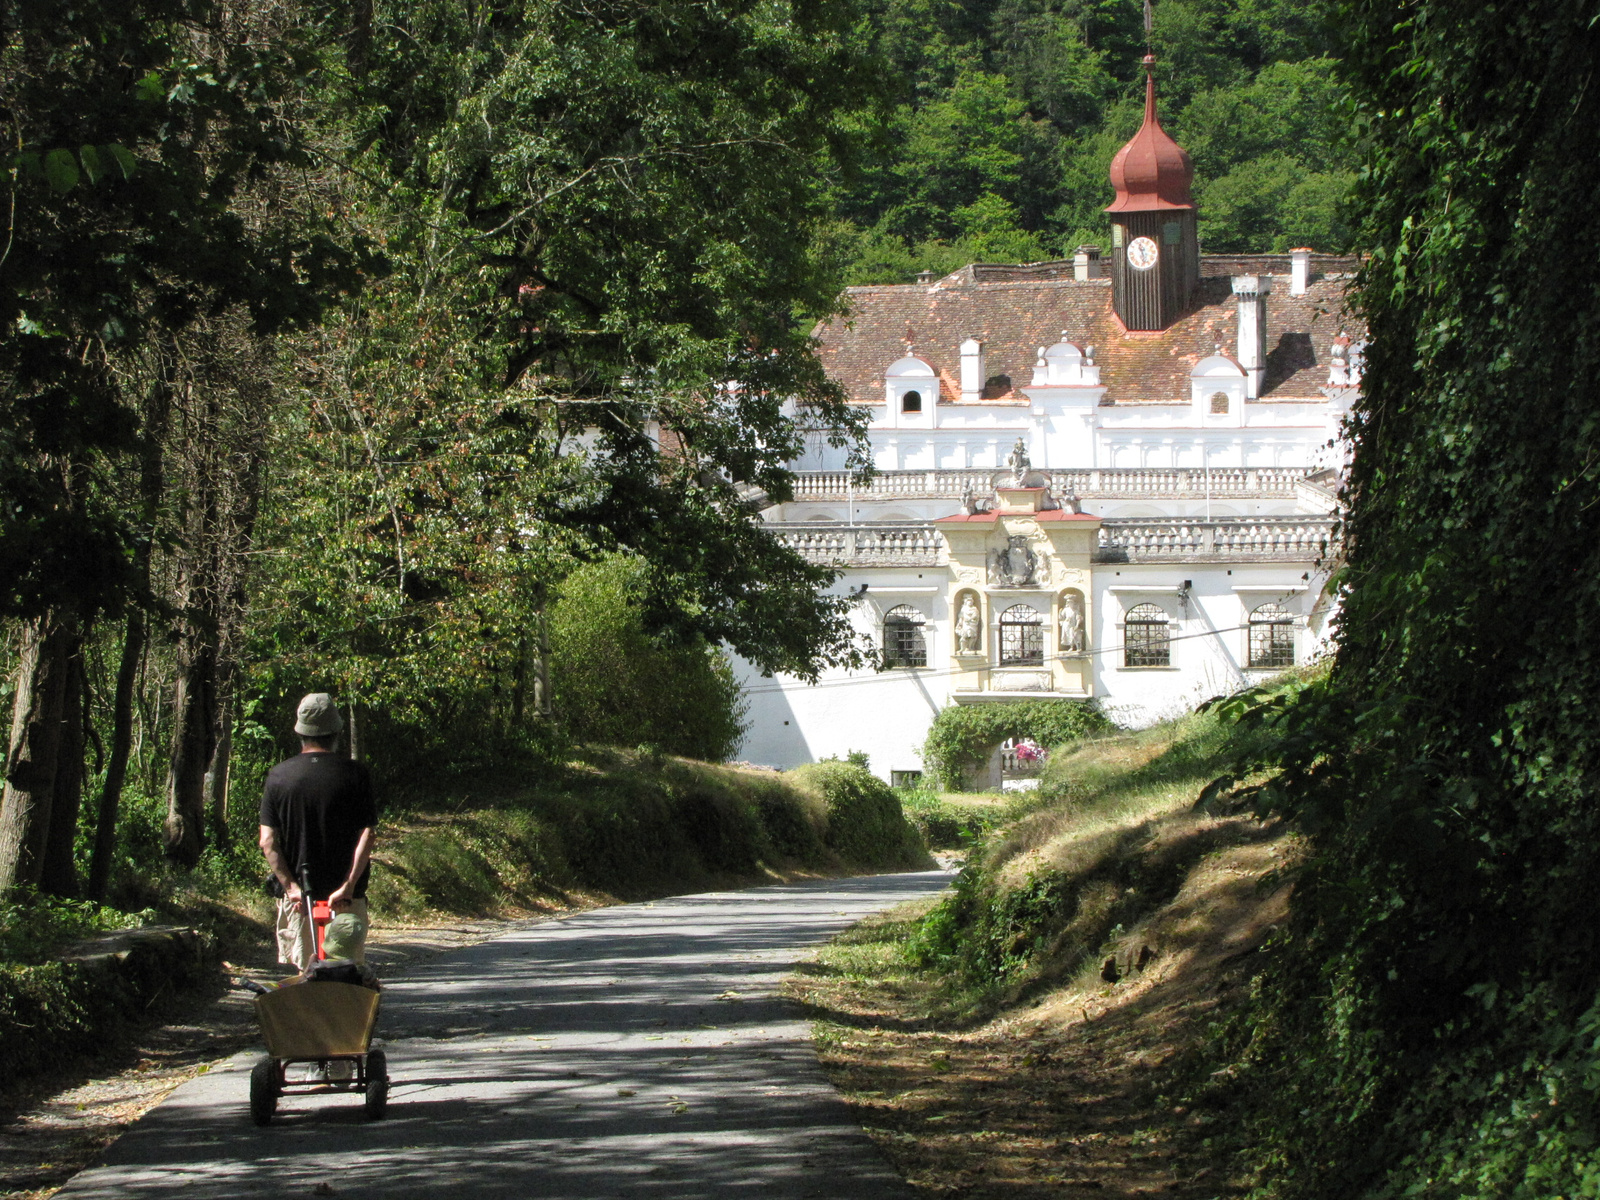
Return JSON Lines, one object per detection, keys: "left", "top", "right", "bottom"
{"left": 792, "top": 701, "right": 1305, "bottom": 1198}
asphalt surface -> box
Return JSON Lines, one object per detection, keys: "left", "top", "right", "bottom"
{"left": 54, "top": 870, "right": 952, "bottom": 1199}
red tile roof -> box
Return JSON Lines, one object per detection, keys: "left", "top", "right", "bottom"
{"left": 814, "top": 257, "right": 1362, "bottom": 407}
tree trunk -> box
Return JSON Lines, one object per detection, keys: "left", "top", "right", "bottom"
{"left": 88, "top": 607, "right": 146, "bottom": 901}
{"left": 347, "top": 701, "right": 361, "bottom": 762}
{"left": 205, "top": 689, "right": 233, "bottom": 846}
{"left": 162, "top": 637, "right": 217, "bottom": 869}
{"left": 38, "top": 637, "right": 86, "bottom": 896}
{"left": 0, "top": 613, "right": 74, "bottom": 894}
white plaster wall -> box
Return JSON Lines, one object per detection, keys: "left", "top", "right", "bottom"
{"left": 731, "top": 570, "right": 951, "bottom": 783}
{"left": 1091, "top": 563, "right": 1333, "bottom": 728}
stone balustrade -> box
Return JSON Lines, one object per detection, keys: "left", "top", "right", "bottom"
{"left": 770, "top": 524, "right": 945, "bottom": 567}
{"left": 1095, "top": 517, "right": 1336, "bottom": 562}
{"left": 770, "top": 516, "right": 1334, "bottom": 566}
{"left": 790, "top": 466, "right": 1312, "bottom": 501}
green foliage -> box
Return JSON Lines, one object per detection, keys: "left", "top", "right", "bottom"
{"left": 0, "top": 929, "right": 212, "bottom": 1088}
{"left": 787, "top": 761, "right": 931, "bottom": 871}
{"left": 896, "top": 787, "right": 1008, "bottom": 850}
{"left": 370, "top": 750, "right": 925, "bottom": 915}
{"left": 0, "top": 0, "right": 371, "bottom": 620}
{"left": 1193, "top": 2, "right": 1600, "bottom": 1195}
{"left": 548, "top": 556, "right": 749, "bottom": 762}
{"left": 920, "top": 699, "right": 1113, "bottom": 791}
{"left": 0, "top": 893, "right": 152, "bottom": 965}
{"left": 836, "top": 0, "right": 1357, "bottom": 278}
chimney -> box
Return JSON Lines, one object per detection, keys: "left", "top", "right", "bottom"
{"left": 960, "top": 338, "right": 985, "bottom": 401}
{"left": 1232, "top": 275, "right": 1271, "bottom": 400}
{"left": 1289, "top": 248, "right": 1311, "bottom": 297}
{"left": 915, "top": 269, "right": 936, "bottom": 285}
{"left": 1073, "top": 245, "right": 1102, "bottom": 281}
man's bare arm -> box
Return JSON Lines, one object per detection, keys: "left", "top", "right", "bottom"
{"left": 327, "top": 826, "right": 375, "bottom": 907}
{"left": 258, "top": 825, "right": 302, "bottom": 903}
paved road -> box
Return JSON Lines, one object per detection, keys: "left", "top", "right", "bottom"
{"left": 56, "top": 870, "right": 951, "bottom": 1199}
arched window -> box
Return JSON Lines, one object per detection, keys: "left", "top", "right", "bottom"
{"left": 882, "top": 605, "right": 927, "bottom": 668}
{"left": 1124, "top": 603, "right": 1170, "bottom": 667}
{"left": 901, "top": 389, "right": 922, "bottom": 414}
{"left": 999, "top": 604, "right": 1044, "bottom": 666}
{"left": 1248, "top": 602, "right": 1295, "bottom": 669}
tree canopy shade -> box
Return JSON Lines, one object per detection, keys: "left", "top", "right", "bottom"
{"left": 0, "top": 0, "right": 371, "bottom": 620}
{"left": 1210, "top": 0, "right": 1600, "bottom": 1195}
{"left": 326, "top": 0, "right": 882, "bottom": 675}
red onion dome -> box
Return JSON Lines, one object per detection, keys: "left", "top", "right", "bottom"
{"left": 1106, "top": 57, "right": 1195, "bottom": 213}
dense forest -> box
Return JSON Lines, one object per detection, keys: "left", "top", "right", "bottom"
{"left": 837, "top": 0, "right": 1356, "bottom": 281}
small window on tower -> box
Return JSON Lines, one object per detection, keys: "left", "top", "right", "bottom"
{"left": 901, "top": 390, "right": 922, "bottom": 414}
{"left": 1210, "top": 392, "right": 1230, "bottom": 414}
{"left": 1163, "top": 221, "right": 1183, "bottom": 245}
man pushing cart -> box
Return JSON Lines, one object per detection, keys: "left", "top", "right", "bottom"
{"left": 249, "top": 693, "right": 387, "bottom": 1124}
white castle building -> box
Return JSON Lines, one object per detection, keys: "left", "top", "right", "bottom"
{"left": 732, "top": 65, "right": 1360, "bottom": 784}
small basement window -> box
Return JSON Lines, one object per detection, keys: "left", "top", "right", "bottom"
{"left": 901, "top": 390, "right": 922, "bottom": 414}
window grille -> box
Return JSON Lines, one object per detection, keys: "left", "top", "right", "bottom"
{"left": 901, "top": 390, "right": 922, "bottom": 414}
{"left": 1248, "top": 602, "right": 1296, "bottom": 669}
{"left": 1210, "top": 391, "right": 1230, "bottom": 414}
{"left": 998, "top": 604, "right": 1044, "bottom": 666}
{"left": 1124, "top": 603, "right": 1171, "bottom": 667}
{"left": 882, "top": 605, "right": 927, "bottom": 668}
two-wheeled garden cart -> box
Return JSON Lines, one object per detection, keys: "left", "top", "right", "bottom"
{"left": 248, "top": 871, "right": 388, "bottom": 1125}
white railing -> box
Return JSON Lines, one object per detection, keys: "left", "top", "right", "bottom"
{"left": 771, "top": 524, "right": 944, "bottom": 567}
{"left": 772, "top": 517, "right": 1333, "bottom": 566}
{"left": 1096, "top": 517, "right": 1336, "bottom": 561}
{"left": 790, "top": 467, "right": 1311, "bottom": 501}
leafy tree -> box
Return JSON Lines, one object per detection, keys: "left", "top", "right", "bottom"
{"left": 0, "top": 0, "right": 367, "bottom": 891}
{"left": 548, "top": 556, "right": 748, "bottom": 762}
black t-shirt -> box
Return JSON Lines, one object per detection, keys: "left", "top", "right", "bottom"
{"left": 259, "top": 753, "right": 378, "bottom": 900}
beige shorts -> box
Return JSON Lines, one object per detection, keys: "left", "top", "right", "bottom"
{"left": 274, "top": 897, "right": 369, "bottom": 970}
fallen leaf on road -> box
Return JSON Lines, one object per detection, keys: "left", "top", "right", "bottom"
{"left": 715, "top": 991, "right": 743, "bottom": 1001}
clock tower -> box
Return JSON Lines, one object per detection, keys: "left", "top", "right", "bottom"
{"left": 1106, "top": 57, "right": 1199, "bottom": 331}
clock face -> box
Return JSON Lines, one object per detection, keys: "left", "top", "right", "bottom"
{"left": 1126, "top": 236, "right": 1159, "bottom": 270}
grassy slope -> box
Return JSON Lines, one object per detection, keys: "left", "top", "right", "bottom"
{"left": 791, "top": 679, "right": 1310, "bottom": 1196}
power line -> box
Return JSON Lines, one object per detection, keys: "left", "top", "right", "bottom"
{"left": 739, "top": 611, "right": 1328, "bottom": 696}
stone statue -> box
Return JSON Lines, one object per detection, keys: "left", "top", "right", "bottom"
{"left": 1006, "top": 437, "right": 1030, "bottom": 485}
{"left": 955, "top": 594, "right": 981, "bottom": 653}
{"left": 1060, "top": 591, "right": 1085, "bottom": 654}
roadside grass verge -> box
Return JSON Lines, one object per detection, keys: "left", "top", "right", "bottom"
{"left": 896, "top": 789, "right": 1011, "bottom": 851}
{"left": 790, "top": 674, "right": 1317, "bottom": 1196}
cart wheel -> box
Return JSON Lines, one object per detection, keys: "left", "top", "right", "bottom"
{"left": 249, "top": 1056, "right": 279, "bottom": 1126}
{"left": 364, "top": 1049, "right": 389, "bottom": 1120}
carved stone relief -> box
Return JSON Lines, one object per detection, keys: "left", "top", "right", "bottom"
{"left": 988, "top": 535, "right": 1040, "bottom": 586}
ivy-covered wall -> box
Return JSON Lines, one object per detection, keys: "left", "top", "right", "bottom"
{"left": 1219, "top": 1, "right": 1600, "bottom": 1195}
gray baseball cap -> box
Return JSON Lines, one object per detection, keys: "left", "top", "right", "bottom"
{"left": 294, "top": 693, "right": 344, "bottom": 738}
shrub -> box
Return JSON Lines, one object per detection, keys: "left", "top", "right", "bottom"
{"left": 787, "top": 761, "right": 930, "bottom": 871}
{"left": 921, "top": 699, "right": 1114, "bottom": 791}
{"left": 548, "top": 556, "right": 749, "bottom": 761}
